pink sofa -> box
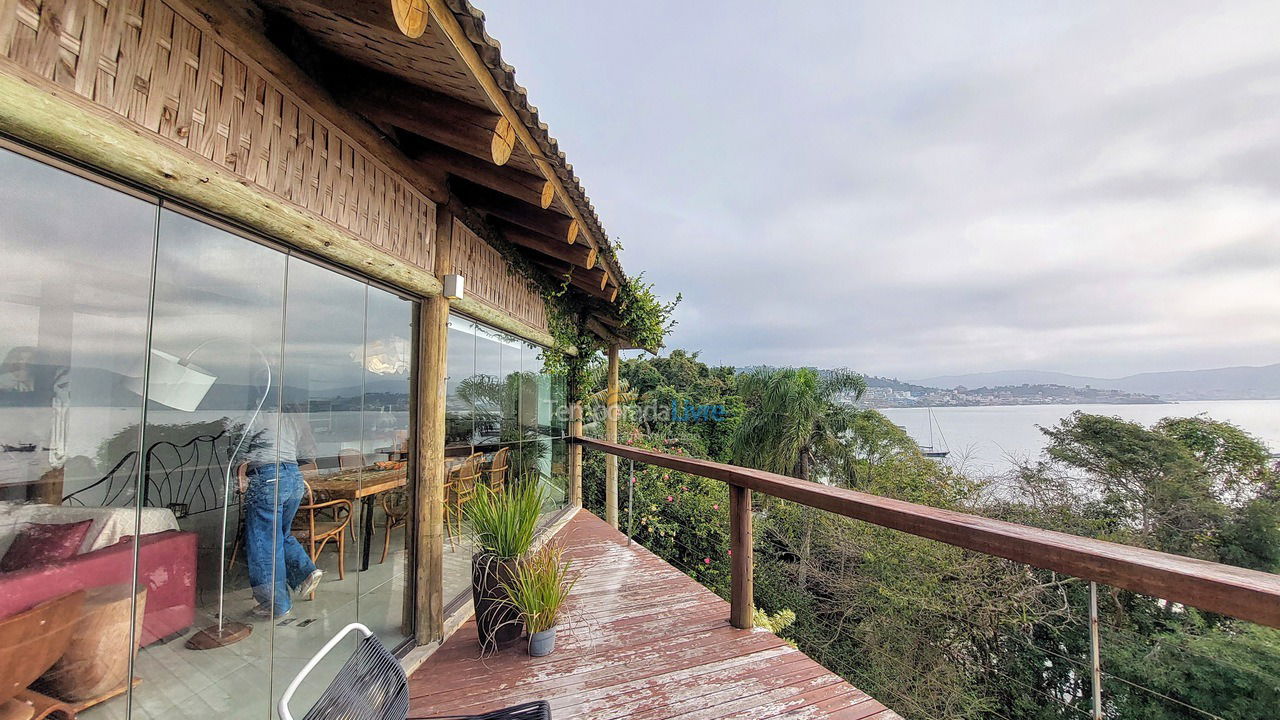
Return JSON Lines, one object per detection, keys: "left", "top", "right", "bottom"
{"left": 0, "top": 530, "right": 197, "bottom": 646}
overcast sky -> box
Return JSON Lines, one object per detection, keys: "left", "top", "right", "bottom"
{"left": 479, "top": 1, "right": 1280, "bottom": 380}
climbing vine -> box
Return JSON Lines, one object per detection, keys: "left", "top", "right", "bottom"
{"left": 462, "top": 211, "right": 679, "bottom": 398}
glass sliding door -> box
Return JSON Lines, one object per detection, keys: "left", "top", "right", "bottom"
{"left": 0, "top": 147, "right": 422, "bottom": 720}
{"left": 0, "top": 146, "right": 156, "bottom": 720}
{"left": 267, "top": 255, "right": 367, "bottom": 710}
{"left": 358, "top": 286, "right": 414, "bottom": 644}
{"left": 131, "top": 208, "right": 289, "bottom": 719}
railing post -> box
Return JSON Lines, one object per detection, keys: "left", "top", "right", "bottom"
{"left": 1090, "top": 581, "right": 1103, "bottom": 720}
{"left": 568, "top": 400, "right": 583, "bottom": 508}
{"left": 604, "top": 343, "right": 620, "bottom": 528}
{"left": 729, "top": 484, "right": 753, "bottom": 630}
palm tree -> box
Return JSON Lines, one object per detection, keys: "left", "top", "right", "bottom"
{"left": 730, "top": 367, "right": 867, "bottom": 585}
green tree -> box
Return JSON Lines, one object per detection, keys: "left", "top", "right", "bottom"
{"left": 730, "top": 367, "right": 866, "bottom": 586}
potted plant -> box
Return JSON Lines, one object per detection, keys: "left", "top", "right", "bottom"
{"left": 504, "top": 544, "right": 577, "bottom": 657}
{"left": 462, "top": 480, "right": 544, "bottom": 652}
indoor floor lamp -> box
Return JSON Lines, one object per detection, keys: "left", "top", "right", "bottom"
{"left": 129, "top": 339, "right": 272, "bottom": 649}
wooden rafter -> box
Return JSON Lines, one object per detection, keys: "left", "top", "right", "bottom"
{"left": 495, "top": 220, "right": 597, "bottom": 270}
{"left": 452, "top": 179, "right": 580, "bottom": 245}
{"left": 335, "top": 68, "right": 514, "bottom": 166}
{"left": 423, "top": 0, "right": 619, "bottom": 287}
{"left": 408, "top": 139, "right": 564, "bottom": 215}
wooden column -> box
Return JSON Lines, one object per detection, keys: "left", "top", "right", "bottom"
{"left": 413, "top": 208, "right": 452, "bottom": 644}
{"left": 729, "top": 485, "right": 754, "bottom": 629}
{"left": 604, "top": 344, "right": 620, "bottom": 528}
{"left": 568, "top": 392, "right": 583, "bottom": 508}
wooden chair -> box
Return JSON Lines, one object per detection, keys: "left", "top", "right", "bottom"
{"left": 379, "top": 488, "right": 409, "bottom": 564}
{"left": 444, "top": 453, "right": 483, "bottom": 551}
{"left": 293, "top": 480, "right": 354, "bottom": 591}
{"left": 485, "top": 447, "right": 510, "bottom": 494}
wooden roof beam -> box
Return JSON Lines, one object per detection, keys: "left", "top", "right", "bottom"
{"left": 453, "top": 180, "right": 581, "bottom": 245}
{"left": 424, "top": 0, "right": 619, "bottom": 285}
{"left": 335, "top": 70, "right": 517, "bottom": 166}
{"left": 532, "top": 256, "right": 610, "bottom": 291}
{"left": 409, "top": 139, "right": 561, "bottom": 214}
{"left": 495, "top": 220, "right": 597, "bottom": 270}
{"left": 536, "top": 261, "right": 617, "bottom": 302}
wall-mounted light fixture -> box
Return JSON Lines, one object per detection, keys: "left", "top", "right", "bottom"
{"left": 443, "top": 274, "right": 465, "bottom": 300}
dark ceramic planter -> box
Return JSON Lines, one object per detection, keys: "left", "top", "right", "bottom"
{"left": 471, "top": 552, "right": 523, "bottom": 652}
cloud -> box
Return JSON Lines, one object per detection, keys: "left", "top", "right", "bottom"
{"left": 480, "top": 0, "right": 1280, "bottom": 377}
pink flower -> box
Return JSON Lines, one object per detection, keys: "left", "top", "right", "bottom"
{"left": 666, "top": 495, "right": 674, "bottom": 502}
{"left": 728, "top": 549, "right": 733, "bottom": 556}
{"left": 663, "top": 473, "right": 670, "bottom": 480}
{"left": 712, "top": 504, "right": 719, "bottom": 511}
{"left": 703, "top": 558, "right": 711, "bottom": 565}
{"left": 631, "top": 477, "right": 637, "bottom": 485}
{"left": 681, "top": 486, "right": 688, "bottom": 492}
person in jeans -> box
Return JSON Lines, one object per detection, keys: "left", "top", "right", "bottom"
{"left": 238, "top": 406, "right": 323, "bottom": 618}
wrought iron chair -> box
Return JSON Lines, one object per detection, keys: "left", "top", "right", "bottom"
{"left": 279, "top": 623, "right": 549, "bottom": 720}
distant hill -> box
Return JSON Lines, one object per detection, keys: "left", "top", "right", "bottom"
{"left": 918, "top": 370, "right": 1103, "bottom": 389}
{"left": 918, "top": 363, "right": 1280, "bottom": 400}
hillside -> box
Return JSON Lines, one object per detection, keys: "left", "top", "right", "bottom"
{"left": 918, "top": 363, "right": 1280, "bottom": 400}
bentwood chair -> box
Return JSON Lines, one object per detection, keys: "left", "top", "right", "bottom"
{"left": 485, "top": 446, "right": 510, "bottom": 494}
{"left": 380, "top": 488, "right": 409, "bottom": 564}
{"left": 294, "top": 480, "right": 354, "bottom": 588}
{"left": 279, "top": 623, "right": 550, "bottom": 720}
{"left": 444, "top": 453, "right": 483, "bottom": 550}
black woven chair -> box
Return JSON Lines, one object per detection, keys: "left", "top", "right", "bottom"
{"left": 279, "top": 623, "right": 549, "bottom": 720}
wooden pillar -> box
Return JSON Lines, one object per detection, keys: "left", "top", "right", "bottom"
{"left": 604, "top": 343, "right": 620, "bottom": 528}
{"left": 568, "top": 393, "right": 583, "bottom": 508}
{"left": 729, "top": 484, "right": 754, "bottom": 629}
{"left": 413, "top": 208, "right": 452, "bottom": 644}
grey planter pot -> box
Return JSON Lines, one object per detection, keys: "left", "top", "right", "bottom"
{"left": 528, "top": 627, "right": 557, "bottom": 657}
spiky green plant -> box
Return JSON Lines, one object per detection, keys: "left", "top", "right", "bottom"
{"left": 462, "top": 481, "right": 545, "bottom": 558}
{"left": 503, "top": 544, "right": 578, "bottom": 634}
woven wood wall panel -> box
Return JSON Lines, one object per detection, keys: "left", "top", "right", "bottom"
{"left": 450, "top": 219, "right": 548, "bottom": 332}
{"left": 0, "top": 0, "right": 435, "bottom": 272}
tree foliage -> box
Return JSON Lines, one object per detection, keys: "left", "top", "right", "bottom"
{"left": 582, "top": 353, "right": 1280, "bottom": 720}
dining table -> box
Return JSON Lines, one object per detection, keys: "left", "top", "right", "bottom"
{"left": 309, "top": 467, "right": 407, "bottom": 571}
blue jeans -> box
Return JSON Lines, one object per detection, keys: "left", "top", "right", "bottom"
{"left": 244, "top": 462, "right": 315, "bottom": 616}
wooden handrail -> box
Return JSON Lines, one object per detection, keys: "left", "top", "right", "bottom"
{"left": 576, "top": 437, "right": 1280, "bottom": 628}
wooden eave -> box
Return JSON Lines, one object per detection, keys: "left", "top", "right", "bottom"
{"left": 256, "top": 0, "right": 633, "bottom": 341}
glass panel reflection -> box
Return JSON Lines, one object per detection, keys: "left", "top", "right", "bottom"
{"left": 0, "top": 148, "right": 155, "bottom": 720}
{"left": 358, "top": 286, "right": 413, "bottom": 645}
{"left": 131, "top": 209, "right": 288, "bottom": 719}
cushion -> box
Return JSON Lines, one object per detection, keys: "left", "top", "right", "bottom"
{"left": 0, "top": 519, "right": 93, "bottom": 572}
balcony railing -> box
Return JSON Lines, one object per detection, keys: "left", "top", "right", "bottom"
{"left": 576, "top": 435, "right": 1280, "bottom": 718}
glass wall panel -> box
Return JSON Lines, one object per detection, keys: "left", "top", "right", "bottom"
{"left": 472, "top": 325, "right": 504, "bottom": 449}
{"left": 0, "top": 147, "right": 155, "bottom": 720}
{"left": 0, "top": 147, "right": 421, "bottom": 720}
{"left": 131, "top": 209, "right": 288, "bottom": 719}
{"left": 358, "top": 286, "right": 414, "bottom": 644}
{"left": 267, "top": 256, "right": 367, "bottom": 709}
{"left": 445, "top": 317, "right": 476, "bottom": 453}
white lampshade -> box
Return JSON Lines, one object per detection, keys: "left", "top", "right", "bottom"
{"left": 125, "top": 349, "right": 218, "bottom": 411}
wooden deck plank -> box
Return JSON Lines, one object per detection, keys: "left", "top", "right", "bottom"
{"left": 408, "top": 510, "right": 900, "bottom": 719}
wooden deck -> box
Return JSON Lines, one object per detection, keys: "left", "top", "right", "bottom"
{"left": 409, "top": 510, "right": 899, "bottom": 719}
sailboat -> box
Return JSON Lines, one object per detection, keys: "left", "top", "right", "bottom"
{"left": 917, "top": 408, "right": 950, "bottom": 458}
